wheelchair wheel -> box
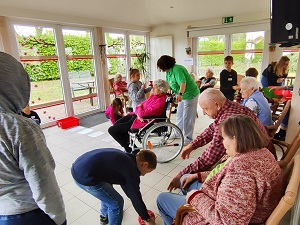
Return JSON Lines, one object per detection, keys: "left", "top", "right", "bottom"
{"left": 142, "top": 122, "right": 183, "bottom": 163}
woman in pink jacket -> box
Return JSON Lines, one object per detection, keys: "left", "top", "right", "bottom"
{"left": 179, "top": 114, "right": 283, "bottom": 225}
{"left": 108, "top": 79, "right": 169, "bottom": 153}
{"left": 113, "top": 73, "right": 128, "bottom": 96}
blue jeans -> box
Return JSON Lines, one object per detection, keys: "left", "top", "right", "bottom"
{"left": 180, "top": 174, "right": 203, "bottom": 195}
{"left": 157, "top": 193, "right": 186, "bottom": 225}
{"left": 0, "top": 208, "right": 64, "bottom": 225}
{"left": 75, "top": 181, "right": 124, "bottom": 225}
{"left": 157, "top": 175, "right": 203, "bottom": 225}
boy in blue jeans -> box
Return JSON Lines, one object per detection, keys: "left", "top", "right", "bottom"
{"left": 219, "top": 56, "right": 239, "bottom": 100}
{"left": 71, "top": 148, "right": 156, "bottom": 225}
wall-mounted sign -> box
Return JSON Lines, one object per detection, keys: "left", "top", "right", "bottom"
{"left": 222, "top": 16, "right": 234, "bottom": 24}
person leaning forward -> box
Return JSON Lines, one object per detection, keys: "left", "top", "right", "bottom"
{"left": 167, "top": 88, "right": 276, "bottom": 193}
{"left": 71, "top": 148, "right": 157, "bottom": 225}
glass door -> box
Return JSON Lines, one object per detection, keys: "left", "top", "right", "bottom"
{"left": 14, "top": 25, "right": 66, "bottom": 124}
{"left": 62, "top": 28, "right": 98, "bottom": 115}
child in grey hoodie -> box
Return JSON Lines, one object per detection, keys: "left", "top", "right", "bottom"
{"left": 127, "top": 68, "right": 152, "bottom": 111}
{"left": 0, "top": 52, "right": 66, "bottom": 225}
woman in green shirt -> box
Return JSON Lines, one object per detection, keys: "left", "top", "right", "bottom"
{"left": 157, "top": 55, "right": 199, "bottom": 145}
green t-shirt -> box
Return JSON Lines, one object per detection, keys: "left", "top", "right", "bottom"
{"left": 204, "top": 157, "right": 232, "bottom": 183}
{"left": 166, "top": 64, "right": 199, "bottom": 100}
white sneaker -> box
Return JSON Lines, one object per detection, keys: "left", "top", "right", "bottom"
{"left": 169, "top": 133, "right": 180, "bottom": 139}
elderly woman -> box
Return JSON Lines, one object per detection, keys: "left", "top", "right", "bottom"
{"left": 157, "top": 55, "right": 199, "bottom": 145}
{"left": 108, "top": 79, "right": 169, "bottom": 153}
{"left": 198, "top": 68, "right": 216, "bottom": 93}
{"left": 178, "top": 115, "right": 283, "bottom": 225}
{"left": 113, "top": 73, "right": 128, "bottom": 96}
{"left": 240, "top": 77, "right": 273, "bottom": 126}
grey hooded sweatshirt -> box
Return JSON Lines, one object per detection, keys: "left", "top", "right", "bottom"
{"left": 0, "top": 52, "right": 66, "bottom": 224}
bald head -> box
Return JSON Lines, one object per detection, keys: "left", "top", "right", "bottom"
{"left": 199, "top": 89, "right": 226, "bottom": 105}
{"left": 198, "top": 89, "right": 227, "bottom": 119}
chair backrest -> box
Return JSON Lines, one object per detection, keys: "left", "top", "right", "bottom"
{"left": 274, "top": 128, "right": 300, "bottom": 168}
{"left": 266, "top": 154, "right": 300, "bottom": 225}
{"left": 267, "top": 100, "right": 291, "bottom": 138}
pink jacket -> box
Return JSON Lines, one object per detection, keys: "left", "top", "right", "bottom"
{"left": 113, "top": 81, "right": 128, "bottom": 96}
{"left": 130, "top": 94, "right": 167, "bottom": 129}
{"left": 183, "top": 148, "right": 283, "bottom": 225}
{"left": 105, "top": 105, "right": 117, "bottom": 124}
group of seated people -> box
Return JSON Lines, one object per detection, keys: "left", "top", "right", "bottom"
{"left": 105, "top": 55, "right": 292, "bottom": 224}
{"left": 106, "top": 84, "right": 283, "bottom": 224}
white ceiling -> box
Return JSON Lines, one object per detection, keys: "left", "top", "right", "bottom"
{"left": 0, "top": 0, "right": 270, "bottom": 27}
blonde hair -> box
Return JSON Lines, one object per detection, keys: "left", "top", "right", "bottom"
{"left": 274, "top": 56, "right": 290, "bottom": 76}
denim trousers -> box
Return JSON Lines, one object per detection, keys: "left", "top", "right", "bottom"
{"left": 0, "top": 208, "right": 60, "bottom": 225}
{"left": 157, "top": 174, "right": 203, "bottom": 225}
{"left": 157, "top": 193, "right": 187, "bottom": 225}
{"left": 75, "top": 181, "right": 124, "bottom": 225}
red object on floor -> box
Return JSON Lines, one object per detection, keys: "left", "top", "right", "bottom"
{"left": 56, "top": 116, "right": 79, "bottom": 129}
{"left": 138, "top": 209, "right": 155, "bottom": 225}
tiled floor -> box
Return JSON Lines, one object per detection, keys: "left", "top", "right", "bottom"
{"left": 43, "top": 112, "right": 291, "bottom": 225}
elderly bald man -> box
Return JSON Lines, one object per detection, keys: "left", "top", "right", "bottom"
{"left": 167, "top": 88, "right": 276, "bottom": 193}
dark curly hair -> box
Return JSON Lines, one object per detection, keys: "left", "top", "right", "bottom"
{"left": 157, "top": 55, "right": 176, "bottom": 71}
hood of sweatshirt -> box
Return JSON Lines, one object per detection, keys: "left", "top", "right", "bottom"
{"left": 0, "top": 52, "right": 30, "bottom": 114}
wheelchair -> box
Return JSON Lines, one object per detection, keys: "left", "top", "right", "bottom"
{"left": 128, "top": 98, "right": 184, "bottom": 163}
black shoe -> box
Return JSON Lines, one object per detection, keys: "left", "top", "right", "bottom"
{"left": 171, "top": 108, "right": 177, "bottom": 114}
{"left": 100, "top": 215, "right": 108, "bottom": 224}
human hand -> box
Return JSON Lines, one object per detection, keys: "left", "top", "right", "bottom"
{"left": 269, "top": 86, "right": 285, "bottom": 92}
{"left": 181, "top": 174, "right": 197, "bottom": 191}
{"left": 167, "top": 175, "right": 181, "bottom": 192}
{"left": 186, "top": 190, "right": 198, "bottom": 203}
{"left": 176, "top": 95, "right": 183, "bottom": 102}
{"left": 142, "top": 83, "right": 146, "bottom": 89}
{"left": 181, "top": 144, "right": 193, "bottom": 159}
{"left": 145, "top": 217, "right": 156, "bottom": 225}
{"left": 277, "top": 78, "right": 284, "bottom": 83}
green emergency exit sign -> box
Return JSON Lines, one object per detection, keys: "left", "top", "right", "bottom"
{"left": 222, "top": 16, "right": 234, "bottom": 24}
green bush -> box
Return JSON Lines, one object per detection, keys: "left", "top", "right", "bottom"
{"left": 18, "top": 34, "right": 94, "bottom": 81}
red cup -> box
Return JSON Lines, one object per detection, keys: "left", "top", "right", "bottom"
{"left": 138, "top": 209, "right": 155, "bottom": 225}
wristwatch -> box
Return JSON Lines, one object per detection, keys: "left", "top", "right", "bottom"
{"left": 179, "top": 92, "right": 183, "bottom": 96}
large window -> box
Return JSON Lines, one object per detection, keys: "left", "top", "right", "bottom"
{"left": 15, "top": 25, "right": 66, "bottom": 124}
{"left": 197, "top": 31, "right": 265, "bottom": 80}
{"left": 62, "top": 28, "right": 98, "bottom": 115}
{"left": 130, "top": 34, "right": 149, "bottom": 82}
{"left": 105, "top": 32, "right": 126, "bottom": 78}
{"left": 14, "top": 24, "right": 100, "bottom": 125}
{"left": 231, "top": 31, "right": 264, "bottom": 75}
{"left": 283, "top": 47, "right": 299, "bottom": 86}
{"left": 197, "top": 35, "right": 225, "bottom": 79}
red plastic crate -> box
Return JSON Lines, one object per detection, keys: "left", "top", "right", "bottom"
{"left": 56, "top": 116, "right": 79, "bottom": 129}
